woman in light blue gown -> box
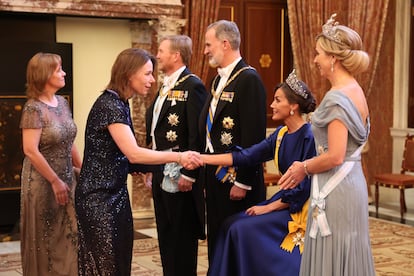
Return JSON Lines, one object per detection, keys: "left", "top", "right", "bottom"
{"left": 279, "top": 14, "right": 375, "bottom": 276}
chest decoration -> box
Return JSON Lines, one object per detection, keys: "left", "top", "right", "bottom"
{"left": 220, "top": 91, "right": 235, "bottom": 103}
{"left": 220, "top": 132, "right": 233, "bottom": 146}
{"left": 211, "top": 66, "right": 253, "bottom": 102}
{"left": 222, "top": 117, "right": 234, "bottom": 130}
{"left": 166, "top": 130, "right": 178, "bottom": 142}
{"left": 317, "top": 145, "right": 326, "bottom": 155}
{"left": 167, "top": 113, "right": 180, "bottom": 126}
{"left": 167, "top": 90, "right": 188, "bottom": 102}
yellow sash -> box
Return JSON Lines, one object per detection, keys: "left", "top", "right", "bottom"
{"left": 280, "top": 200, "right": 309, "bottom": 254}
{"left": 273, "top": 126, "right": 288, "bottom": 175}
{"left": 275, "top": 126, "right": 308, "bottom": 254}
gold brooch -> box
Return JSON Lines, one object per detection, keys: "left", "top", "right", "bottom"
{"left": 292, "top": 231, "right": 305, "bottom": 247}
{"left": 166, "top": 130, "right": 178, "bottom": 142}
{"left": 167, "top": 113, "right": 179, "bottom": 126}
{"left": 317, "top": 145, "right": 325, "bottom": 155}
{"left": 222, "top": 117, "right": 234, "bottom": 129}
{"left": 220, "top": 132, "right": 233, "bottom": 146}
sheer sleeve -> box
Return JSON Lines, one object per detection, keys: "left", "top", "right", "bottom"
{"left": 20, "top": 100, "right": 42, "bottom": 129}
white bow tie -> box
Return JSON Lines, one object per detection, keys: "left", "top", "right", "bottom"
{"left": 163, "top": 76, "right": 172, "bottom": 88}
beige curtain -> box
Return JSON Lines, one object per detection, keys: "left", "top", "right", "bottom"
{"left": 183, "top": 0, "right": 221, "bottom": 84}
{"left": 287, "top": 0, "right": 389, "bottom": 102}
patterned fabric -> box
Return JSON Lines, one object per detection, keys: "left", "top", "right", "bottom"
{"left": 20, "top": 96, "right": 78, "bottom": 276}
{"left": 75, "top": 90, "right": 134, "bottom": 276}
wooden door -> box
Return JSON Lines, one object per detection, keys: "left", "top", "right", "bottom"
{"left": 210, "top": 0, "right": 292, "bottom": 127}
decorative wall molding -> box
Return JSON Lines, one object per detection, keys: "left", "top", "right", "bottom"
{"left": 0, "top": 0, "right": 183, "bottom": 19}
{"left": 391, "top": 0, "right": 413, "bottom": 172}
{"left": 0, "top": 0, "right": 186, "bottom": 218}
{"left": 152, "top": 16, "right": 186, "bottom": 38}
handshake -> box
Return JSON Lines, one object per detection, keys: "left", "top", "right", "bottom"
{"left": 178, "top": 151, "right": 204, "bottom": 170}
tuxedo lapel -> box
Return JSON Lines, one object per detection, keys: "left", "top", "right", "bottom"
{"left": 212, "top": 60, "right": 246, "bottom": 123}
{"left": 155, "top": 69, "right": 191, "bottom": 128}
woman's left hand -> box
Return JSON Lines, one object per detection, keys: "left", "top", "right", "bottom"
{"left": 245, "top": 205, "right": 271, "bottom": 216}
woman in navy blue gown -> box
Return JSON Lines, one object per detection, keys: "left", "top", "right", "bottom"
{"left": 202, "top": 69, "right": 316, "bottom": 276}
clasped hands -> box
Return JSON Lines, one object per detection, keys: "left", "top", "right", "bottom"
{"left": 180, "top": 152, "right": 307, "bottom": 191}
{"left": 178, "top": 151, "right": 203, "bottom": 170}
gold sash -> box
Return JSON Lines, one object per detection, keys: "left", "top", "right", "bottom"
{"left": 280, "top": 200, "right": 309, "bottom": 254}
{"left": 273, "top": 126, "right": 288, "bottom": 175}
{"left": 274, "top": 126, "right": 307, "bottom": 254}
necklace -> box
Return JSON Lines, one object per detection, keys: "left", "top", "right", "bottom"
{"left": 211, "top": 66, "right": 253, "bottom": 100}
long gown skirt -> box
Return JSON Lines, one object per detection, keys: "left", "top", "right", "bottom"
{"left": 208, "top": 195, "right": 303, "bottom": 276}
{"left": 299, "top": 162, "right": 375, "bottom": 276}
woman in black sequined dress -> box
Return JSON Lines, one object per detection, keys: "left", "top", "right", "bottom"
{"left": 75, "top": 48, "right": 201, "bottom": 276}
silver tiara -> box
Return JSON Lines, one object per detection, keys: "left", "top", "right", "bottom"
{"left": 285, "top": 69, "right": 307, "bottom": 99}
{"left": 322, "top": 13, "right": 341, "bottom": 43}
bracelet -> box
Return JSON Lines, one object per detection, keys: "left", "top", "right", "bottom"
{"left": 177, "top": 152, "right": 182, "bottom": 164}
{"left": 303, "top": 160, "right": 310, "bottom": 177}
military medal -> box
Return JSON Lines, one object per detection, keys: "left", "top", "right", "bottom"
{"left": 167, "top": 113, "right": 179, "bottom": 126}
{"left": 166, "top": 130, "right": 178, "bottom": 142}
{"left": 222, "top": 117, "right": 234, "bottom": 129}
{"left": 220, "top": 132, "right": 233, "bottom": 146}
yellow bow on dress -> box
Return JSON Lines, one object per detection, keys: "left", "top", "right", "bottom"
{"left": 280, "top": 200, "right": 309, "bottom": 254}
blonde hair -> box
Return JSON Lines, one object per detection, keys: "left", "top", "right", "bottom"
{"left": 316, "top": 25, "right": 369, "bottom": 75}
{"left": 25, "top": 52, "right": 61, "bottom": 99}
{"left": 160, "top": 35, "right": 192, "bottom": 66}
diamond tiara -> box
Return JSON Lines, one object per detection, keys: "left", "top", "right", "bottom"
{"left": 285, "top": 69, "right": 307, "bottom": 99}
{"left": 322, "top": 13, "right": 342, "bottom": 43}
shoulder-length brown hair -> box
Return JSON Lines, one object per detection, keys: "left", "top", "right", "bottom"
{"left": 25, "top": 52, "right": 62, "bottom": 99}
{"left": 106, "top": 48, "right": 156, "bottom": 101}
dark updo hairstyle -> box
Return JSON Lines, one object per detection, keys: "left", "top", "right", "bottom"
{"left": 275, "top": 81, "right": 316, "bottom": 114}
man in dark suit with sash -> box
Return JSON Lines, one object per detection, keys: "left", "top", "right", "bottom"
{"left": 145, "top": 35, "right": 207, "bottom": 276}
{"left": 200, "top": 20, "right": 267, "bottom": 264}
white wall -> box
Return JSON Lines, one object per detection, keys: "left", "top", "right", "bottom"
{"left": 56, "top": 17, "right": 132, "bottom": 155}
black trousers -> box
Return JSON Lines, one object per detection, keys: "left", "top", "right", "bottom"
{"left": 152, "top": 171, "right": 199, "bottom": 276}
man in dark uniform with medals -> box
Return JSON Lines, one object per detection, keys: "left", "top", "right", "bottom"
{"left": 145, "top": 35, "right": 207, "bottom": 276}
{"left": 200, "top": 20, "right": 267, "bottom": 265}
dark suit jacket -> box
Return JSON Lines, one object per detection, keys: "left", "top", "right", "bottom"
{"left": 146, "top": 68, "right": 207, "bottom": 178}
{"left": 146, "top": 67, "right": 207, "bottom": 238}
{"left": 199, "top": 59, "right": 267, "bottom": 190}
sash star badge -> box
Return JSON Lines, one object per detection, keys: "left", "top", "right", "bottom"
{"left": 317, "top": 145, "right": 325, "bottom": 155}
{"left": 222, "top": 117, "right": 234, "bottom": 129}
{"left": 220, "top": 132, "right": 233, "bottom": 146}
{"left": 166, "top": 130, "right": 178, "bottom": 142}
{"left": 167, "top": 113, "right": 179, "bottom": 126}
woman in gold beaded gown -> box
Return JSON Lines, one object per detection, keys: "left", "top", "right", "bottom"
{"left": 20, "top": 52, "right": 81, "bottom": 276}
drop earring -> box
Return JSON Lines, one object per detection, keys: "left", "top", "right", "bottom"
{"left": 290, "top": 110, "right": 294, "bottom": 116}
{"left": 331, "top": 61, "right": 334, "bottom": 72}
